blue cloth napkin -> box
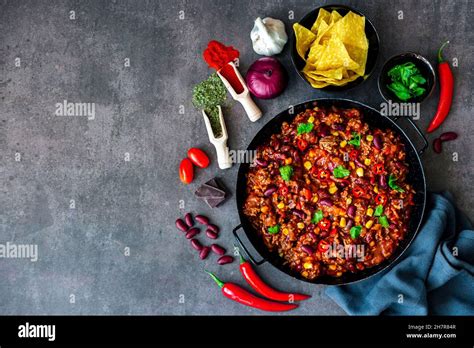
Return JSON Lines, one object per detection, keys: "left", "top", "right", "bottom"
{"left": 326, "top": 192, "right": 474, "bottom": 315}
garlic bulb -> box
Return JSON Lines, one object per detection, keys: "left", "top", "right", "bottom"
{"left": 250, "top": 17, "right": 288, "bottom": 56}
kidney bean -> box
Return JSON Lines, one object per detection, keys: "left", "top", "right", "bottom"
{"left": 319, "top": 198, "right": 333, "bottom": 207}
{"left": 264, "top": 185, "right": 278, "bottom": 197}
{"left": 255, "top": 158, "right": 268, "bottom": 167}
{"left": 185, "top": 213, "right": 194, "bottom": 228}
{"left": 433, "top": 138, "right": 442, "bottom": 153}
{"left": 347, "top": 205, "right": 356, "bottom": 218}
{"left": 176, "top": 219, "right": 188, "bottom": 232}
{"left": 292, "top": 209, "right": 305, "bottom": 219}
{"left": 373, "top": 134, "right": 383, "bottom": 150}
{"left": 217, "top": 255, "right": 234, "bottom": 265}
{"left": 333, "top": 124, "right": 345, "bottom": 131}
{"left": 309, "top": 232, "right": 318, "bottom": 240}
{"left": 185, "top": 228, "right": 200, "bottom": 239}
{"left": 281, "top": 145, "right": 291, "bottom": 153}
{"left": 345, "top": 219, "right": 354, "bottom": 230}
{"left": 319, "top": 124, "right": 330, "bottom": 137}
{"left": 320, "top": 231, "right": 328, "bottom": 238}
{"left": 301, "top": 245, "right": 314, "bottom": 255}
{"left": 206, "top": 230, "right": 218, "bottom": 239}
{"left": 354, "top": 159, "right": 366, "bottom": 168}
{"left": 195, "top": 215, "right": 209, "bottom": 225}
{"left": 199, "top": 247, "right": 211, "bottom": 260}
{"left": 211, "top": 244, "right": 226, "bottom": 255}
{"left": 379, "top": 175, "right": 387, "bottom": 189}
{"left": 207, "top": 224, "right": 219, "bottom": 233}
{"left": 439, "top": 131, "right": 458, "bottom": 142}
{"left": 191, "top": 239, "right": 203, "bottom": 251}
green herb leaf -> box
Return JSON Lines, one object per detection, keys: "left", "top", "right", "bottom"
{"left": 379, "top": 216, "right": 389, "bottom": 228}
{"left": 350, "top": 225, "right": 362, "bottom": 239}
{"left": 374, "top": 204, "right": 384, "bottom": 217}
{"left": 279, "top": 165, "right": 293, "bottom": 182}
{"left": 333, "top": 165, "right": 350, "bottom": 178}
{"left": 297, "top": 123, "right": 314, "bottom": 135}
{"left": 348, "top": 132, "right": 361, "bottom": 147}
{"left": 268, "top": 225, "right": 280, "bottom": 234}
{"left": 410, "top": 74, "right": 426, "bottom": 85}
{"left": 311, "top": 210, "right": 324, "bottom": 224}
{"left": 388, "top": 174, "right": 405, "bottom": 193}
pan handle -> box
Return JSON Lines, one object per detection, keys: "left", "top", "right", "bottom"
{"left": 233, "top": 224, "right": 266, "bottom": 266}
{"left": 393, "top": 117, "right": 428, "bottom": 155}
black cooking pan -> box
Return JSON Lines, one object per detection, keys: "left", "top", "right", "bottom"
{"left": 233, "top": 99, "right": 427, "bottom": 285}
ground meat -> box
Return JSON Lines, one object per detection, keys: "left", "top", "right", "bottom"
{"left": 243, "top": 105, "right": 415, "bottom": 280}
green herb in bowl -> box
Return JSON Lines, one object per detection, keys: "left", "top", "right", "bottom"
{"left": 386, "top": 62, "right": 427, "bottom": 101}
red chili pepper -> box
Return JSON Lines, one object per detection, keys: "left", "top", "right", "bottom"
{"left": 352, "top": 186, "right": 366, "bottom": 198}
{"left": 375, "top": 193, "right": 388, "bottom": 206}
{"left": 349, "top": 149, "right": 359, "bottom": 160}
{"left": 372, "top": 163, "right": 385, "bottom": 175}
{"left": 301, "top": 188, "right": 312, "bottom": 201}
{"left": 279, "top": 184, "right": 289, "bottom": 195}
{"left": 239, "top": 256, "right": 310, "bottom": 302}
{"left": 297, "top": 138, "right": 309, "bottom": 151}
{"left": 318, "top": 169, "right": 330, "bottom": 180}
{"left": 318, "top": 239, "right": 330, "bottom": 253}
{"left": 427, "top": 41, "right": 454, "bottom": 133}
{"left": 207, "top": 271, "right": 298, "bottom": 312}
{"left": 318, "top": 218, "right": 331, "bottom": 231}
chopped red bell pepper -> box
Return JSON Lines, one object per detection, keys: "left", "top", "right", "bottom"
{"left": 297, "top": 138, "right": 309, "bottom": 151}
{"left": 301, "top": 188, "right": 312, "bottom": 201}
{"left": 373, "top": 163, "right": 385, "bottom": 175}
{"left": 352, "top": 186, "right": 366, "bottom": 198}
{"left": 318, "top": 218, "right": 331, "bottom": 231}
{"left": 349, "top": 149, "right": 359, "bottom": 160}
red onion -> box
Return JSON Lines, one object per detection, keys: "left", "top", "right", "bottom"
{"left": 246, "top": 57, "right": 287, "bottom": 99}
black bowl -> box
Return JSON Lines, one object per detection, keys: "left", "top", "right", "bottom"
{"left": 290, "top": 4, "right": 380, "bottom": 91}
{"left": 378, "top": 52, "right": 436, "bottom": 103}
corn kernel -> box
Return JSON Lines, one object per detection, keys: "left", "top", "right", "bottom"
{"left": 346, "top": 197, "right": 352, "bottom": 205}
{"left": 277, "top": 202, "right": 285, "bottom": 209}
{"left": 304, "top": 161, "right": 312, "bottom": 170}
{"left": 309, "top": 149, "right": 316, "bottom": 158}
{"left": 356, "top": 168, "right": 364, "bottom": 177}
{"left": 369, "top": 241, "right": 375, "bottom": 247}
{"left": 329, "top": 185, "right": 338, "bottom": 194}
{"left": 261, "top": 206, "right": 269, "bottom": 213}
{"left": 364, "top": 158, "right": 371, "bottom": 166}
{"left": 312, "top": 196, "right": 319, "bottom": 203}
{"left": 373, "top": 186, "right": 379, "bottom": 193}
{"left": 355, "top": 216, "right": 361, "bottom": 223}
{"left": 297, "top": 222, "right": 305, "bottom": 229}
{"left": 367, "top": 208, "right": 374, "bottom": 216}
{"left": 282, "top": 228, "right": 289, "bottom": 235}
{"left": 365, "top": 220, "right": 374, "bottom": 229}
{"left": 285, "top": 157, "right": 292, "bottom": 165}
{"left": 329, "top": 264, "right": 337, "bottom": 271}
{"left": 331, "top": 131, "right": 339, "bottom": 136}
{"left": 340, "top": 140, "right": 347, "bottom": 148}
{"left": 302, "top": 271, "right": 309, "bottom": 277}
{"left": 303, "top": 262, "right": 313, "bottom": 269}
{"left": 366, "top": 135, "right": 374, "bottom": 142}
{"left": 349, "top": 161, "right": 355, "bottom": 169}
{"left": 308, "top": 116, "right": 315, "bottom": 123}
{"left": 336, "top": 271, "right": 343, "bottom": 277}
{"left": 339, "top": 217, "right": 346, "bottom": 227}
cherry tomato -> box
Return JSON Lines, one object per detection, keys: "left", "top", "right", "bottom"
{"left": 375, "top": 193, "right": 388, "bottom": 206}
{"left": 372, "top": 163, "right": 385, "bottom": 175}
{"left": 179, "top": 158, "right": 194, "bottom": 184}
{"left": 349, "top": 149, "right": 359, "bottom": 160}
{"left": 318, "top": 239, "right": 330, "bottom": 253}
{"left": 318, "top": 169, "right": 330, "bottom": 180}
{"left": 352, "top": 186, "right": 366, "bottom": 198}
{"left": 297, "top": 138, "right": 309, "bottom": 151}
{"left": 187, "top": 148, "right": 210, "bottom": 168}
{"left": 318, "top": 218, "right": 331, "bottom": 231}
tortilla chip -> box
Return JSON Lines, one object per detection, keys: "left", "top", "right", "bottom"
{"left": 293, "top": 23, "right": 317, "bottom": 59}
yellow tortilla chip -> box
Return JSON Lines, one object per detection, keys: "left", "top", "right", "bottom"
{"left": 293, "top": 23, "right": 317, "bottom": 59}
{"left": 294, "top": 9, "right": 369, "bottom": 88}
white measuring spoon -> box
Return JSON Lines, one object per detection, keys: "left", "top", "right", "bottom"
{"left": 217, "top": 62, "right": 262, "bottom": 122}
{"left": 202, "top": 106, "right": 232, "bottom": 169}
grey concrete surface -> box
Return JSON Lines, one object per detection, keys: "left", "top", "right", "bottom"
{"left": 0, "top": 0, "right": 472, "bottom": 315}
